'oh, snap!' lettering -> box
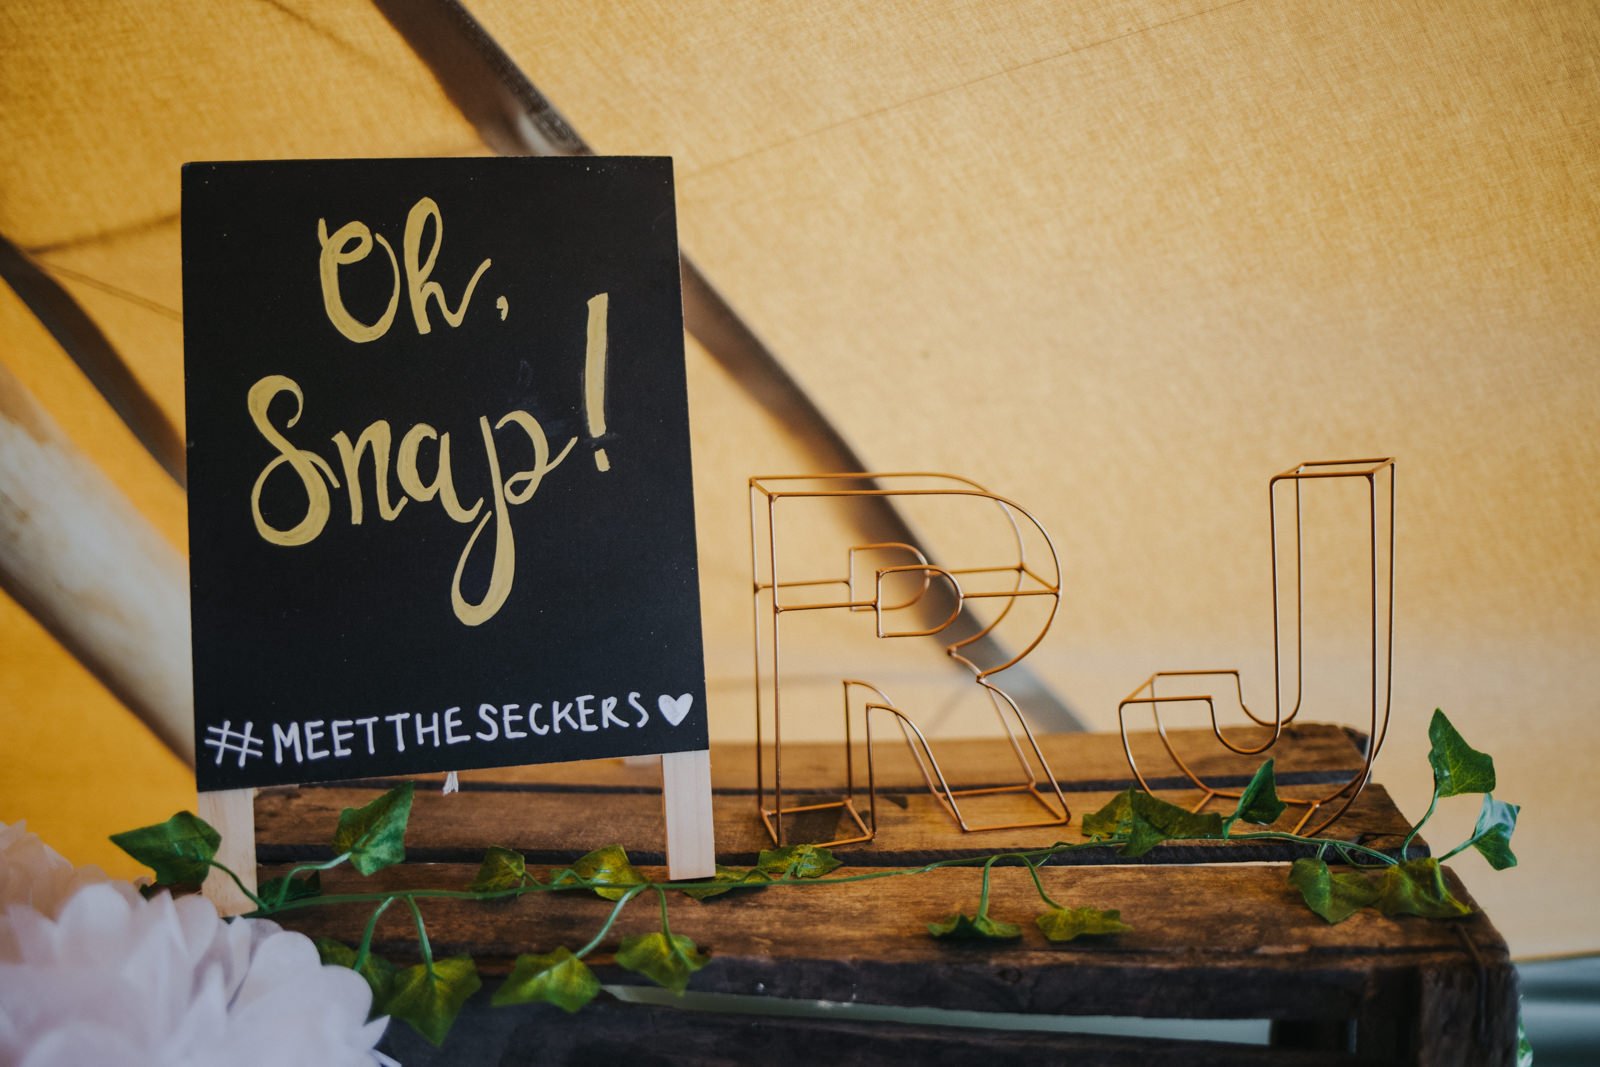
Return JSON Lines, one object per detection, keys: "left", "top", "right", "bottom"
{"left": 244, "top": 196, "right": 613, "bottom": 627}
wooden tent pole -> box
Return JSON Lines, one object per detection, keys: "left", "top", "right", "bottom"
{"left": 0, "top": 358, "right": 255, "bottom": 911}
{"left": 0, "top": 358, "right": 192, "bottom": 759}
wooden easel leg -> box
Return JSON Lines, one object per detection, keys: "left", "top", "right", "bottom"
{"left": 198, "top": 788, "right": 258, "bottom": 915}
{"left": 661, "top": 749, "right": 715, "bottom": 881}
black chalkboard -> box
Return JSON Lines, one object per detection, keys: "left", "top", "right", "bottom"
{"left": 183, "top": 157, "right": 708, "bottom": 791}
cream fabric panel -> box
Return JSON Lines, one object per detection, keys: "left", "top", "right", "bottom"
{"left": 0, "top": 584, "right": 193, "bottom": 881}
{"left": 475, "top": 0, "right": 1600, "bottom": 954}
{"left": 0, "top": 0, "right": 485, "bottom": 247}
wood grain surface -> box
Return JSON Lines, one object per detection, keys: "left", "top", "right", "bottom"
{"left": 257, "top": 725, "right": 1418, "bottom": 866}
{"left": 266, "top": 861, "right": 1514, "bottom": 1064}
{"left": 254, "top": 726, "right": 1515, "bottom": 1063}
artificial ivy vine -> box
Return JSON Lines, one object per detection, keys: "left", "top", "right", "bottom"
{"left": 109, "top": 709, "right": 1518, "bottom": 1046}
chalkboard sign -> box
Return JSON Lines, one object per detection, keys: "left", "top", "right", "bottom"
{"left": 183, "top": 157, "right": 709, "bottom": 793}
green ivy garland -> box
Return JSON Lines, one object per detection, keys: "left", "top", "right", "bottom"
{"left": 109, "top": 709, "right": 1519, "bottom": 1047}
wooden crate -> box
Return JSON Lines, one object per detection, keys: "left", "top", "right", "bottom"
{"left": 258, "top": 725, "right": 1518, "bottom": 1065}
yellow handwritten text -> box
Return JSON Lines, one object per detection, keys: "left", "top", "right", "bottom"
{"left": 317, "top": 196, "right": 492, "bottom": 343}
{"left": 248, "top": 375, "right": 576, "bottom": 626}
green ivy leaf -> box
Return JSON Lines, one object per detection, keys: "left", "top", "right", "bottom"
{"left": 1229, "top": 759, "right": 1287, "bottom": 827}
{"left": 1132, "top": 791, "right": 1225, "bottom": 841}
{"left": 1117, "top": 813, "right": 1168, "bottom": 857}
{"left": 109, "top": 811, "right": 220, "bottom": 886}
{"left": 680, "top": 865, "right": 772, "bottom": 900}
{"left": 1035, "top": 906, "right": 1132, "bottom": 942}
{"left": 384, "top": 956, "right": 482, "bottom": 1046}
{"left": 1287, "top": 857, "right": 1380, "bottom": 923}
{"left": 1517, "top": 1012, "right": 1534, "bottom": 1067}
{"left": 615, "top": 932, "right": 709, "bottom": 993}
{"left": 927, "top": 912, "right": 1023, "bottom": 941}
{"left": 259, "top": 870, "right": 322, "bottom": 906}
{"left": 314, "top": 937, "right": 398, "bottom": 1006}
{"left": 756, "top": 843, "right": 842, "bottom": 879}
{"left": 332, "top": 782, "right": 414, "bottom": 876}
{"left": 469, "top": 846, "right": 529, "bottom": 892}
{"left": 1376, "top": 858, "right": 1473, "bottom": 919}
{"left": 1080, "top": 790, "right": 1225, "bottom": 856}
{"left": 492, "top": 947, "right": 600, "bottom": 1013}
{"left": 1081, "top": 790, "right": 1134, "bottom": 840}
{"left": 1125, "top": 792, "right": 1226, "bottom": 858}
{"left": 1427, "top": 709, "right": 1495, "bottom": 798}
{"left": 1464, "top": 795, "right": 1520, "bottom": 871}
{"left": 553, "top": 845, "right": 646, "bottom": 901}
{"left": 314, "top": 936, "right": 357, "bottom": 968}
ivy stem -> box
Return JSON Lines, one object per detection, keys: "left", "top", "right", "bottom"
{"left": 270, "top": 852, "right": 352, "bottom": 910}
{"left": 656, "top": 886, "right": 673, "bottom": 937}
{"left": 1227, "top": 831, "right": 1398, "bottom": 867}
{"left": 573, "top": 885, "right": 644, "bottom": 960}
{"left": 1022, "top": 856, "right": 1064, "bottom": 910}
{"left": 975, "top": 855, "right": 999, "bottom": 918}
{"left": 1437, "top": 834, "right": 1481, "bottom": 863}
{"left": 257, "top": 824, "right": 1407, "bottom": 921}
{"left": 354, "top": 895, "right": 396, "bottom": 973}
{"left": 254, "top": 872, "right": 629, "bottom": 916}
{"left": 205, "top": 859, "right": 266, "bottom": 910}
{"left": 405, "top": 895, "right": 433, "bottom": 971}
{"left": 1400, "top": 784, "right": 1440, "bottom": 861}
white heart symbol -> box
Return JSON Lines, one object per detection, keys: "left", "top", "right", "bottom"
{"left": 658, "top": 693, "right": 693, "bottom": 727}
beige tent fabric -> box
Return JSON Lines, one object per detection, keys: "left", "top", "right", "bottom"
{"left": 474, "top": 0, "right": 1600, "bottom": 955}
{"left": 2, "top": 0, "right": 1598, "bottom": 956}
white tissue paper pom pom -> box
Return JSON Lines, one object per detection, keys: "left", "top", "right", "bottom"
{"left": 0, "top": 821, "right": 394, "bottom": 1067}
{"left": 0, "top": 821, "right": 121, "bottom": 918}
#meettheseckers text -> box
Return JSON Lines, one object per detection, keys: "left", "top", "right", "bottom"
{"left": 270, "top": 695, "right": 658, "bottom": 766}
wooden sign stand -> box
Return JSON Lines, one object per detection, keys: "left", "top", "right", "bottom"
{"left": 661, "top": 749, "right": 716, "bottom": 880}
{"left": 198, "top": 787, "right": 258, "bottom": 915}
{"left": 200, "top": 752, "right": 715, "bottom": 916}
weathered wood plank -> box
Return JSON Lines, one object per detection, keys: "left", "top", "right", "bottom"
{"left": 376, "top": 996, "right": 1355, "bottom": 1067}
{"left": 337, "top": 723, "right": 1369, "bottom": 794}
{"left": 1412, "top": 930, "right": 1522, "bottom": 1067}
{"left": 256, "top": 781, "right": 1418, "bottom": 867}
{"left": 265, "top": 862, "right": 1507, "bottom": 1023}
